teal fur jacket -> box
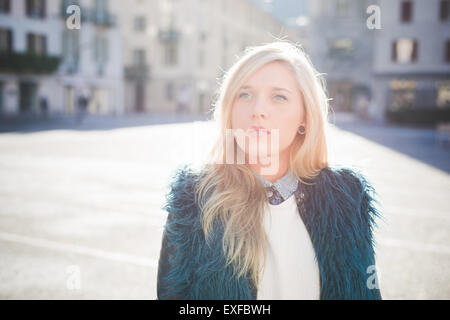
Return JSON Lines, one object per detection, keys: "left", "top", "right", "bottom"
{"left": 157, "top": 164, "right": 383, "bottom": 300}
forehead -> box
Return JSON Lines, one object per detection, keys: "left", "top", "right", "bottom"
{"left": 240, "top": 61, "right": 299, "bottom": 91}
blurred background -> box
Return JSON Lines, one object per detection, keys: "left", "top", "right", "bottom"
{"left": 0, "top": 0, "right": 449, "bottom": 299}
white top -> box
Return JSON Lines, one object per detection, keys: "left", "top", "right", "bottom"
{"left": 256, "top": 195, "right": 321, "bottom": 300}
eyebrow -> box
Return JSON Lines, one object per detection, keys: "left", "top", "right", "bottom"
{"left": 239, "top": 85, "right": 293, "bottom": 94}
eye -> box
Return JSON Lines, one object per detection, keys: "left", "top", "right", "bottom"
{"left": 274, "top": 94, "right": 287, "bottom": 101}
{"left": 238, "top": 92, "right": 251, "bottom": 99}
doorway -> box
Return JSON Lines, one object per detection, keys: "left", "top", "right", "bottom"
{"left": 0, "top": 81, "right": 4, "bottom": 115}
{"left": 135, "top": 82, "right": 146, "bottom": 112}
{"left": 19, "top": 81, "right": 37, "bottom": 114}
{"left": 64, "top": 85, "right": 75, "bottom": 114}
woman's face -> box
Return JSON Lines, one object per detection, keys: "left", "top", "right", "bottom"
{"left": 230, "top": 61, "right": 305, "bottom": 163}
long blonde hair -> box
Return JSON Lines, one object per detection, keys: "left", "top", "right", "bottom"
{"left": 195, "top": 41, "right": 330, "bottom": 289}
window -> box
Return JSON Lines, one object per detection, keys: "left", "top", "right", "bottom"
{"left": 445, "top": 40, "right": 450, "bottom": 63}
{"left": 199, "top": 31, "right": 207, "bottom": 43}
{"left": 62, "top": 30, "right": 80, "bottom": 73}
{"left": 62, "top": 0, "right": 79, "bottom": 9}
{"left": 0, "top": 28, "right": 12, "bottom": 53}
{"left": 329, "top": 37, "right": 355, "bottom": 58}
{"left": 0, "top": 81, "right": 4, "bottom": 112}
{"left": 0, "top": 0, "right": 10, "bottom": 14}
{"left": 19, "top": 82, "right": 38, "bottom": 113}
{"left": 389, "top": 80, "right": 416, "bottom": 110}
{"left": 401, "top": 0, "right": 413, "bottom": 23}
{"left": 441, "top": 0, "right": 450, "bottom": 21}
{"left": 133, "top": 49, "right": 146, "bottom": 66}
{"left": 94, "top": 34, "right": 108, "bottom": 63}
{"left": 64, "top": 86, "right": 75, "bottom": 114}
{"left": 198, "top": 47, "right": 204, "bottom": 67}
{"left": 166, "top": 82, "right": 174, "bottom": 101}
{"left": 90, "top": 88, "right": 109, "bottom": 114}
{"left": 134, "top": 16, "right": 147, "bottom": 32}
{"left": 26, "top": 0, "right": 46, "bottom": 19}
{"left": 437, "top": 81, "right": 450, "bottom": 108}
{"left": 27, "top": 33, "right": 46, "bottom": 55}
{"left": 95, "top": 0, "right": 107, "bottom": 20}
{"left": 163, "top": 42, "right": 177, "bottom": 66}
{"left": 336, "top": 0, "right": 350, "bottom": 18}
{"left": 392, "top": 38, "right": 418, "bottom": 63}
{"left": 94, "top": 34, "right": 108, "bottom": 76}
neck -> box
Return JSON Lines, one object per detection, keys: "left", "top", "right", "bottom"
{"left": 248, "top": 148, "right": 290, "bottom": 183}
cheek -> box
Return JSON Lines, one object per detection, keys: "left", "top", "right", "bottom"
{"left": 230, "top": 107, "right": 237, "bottom": 129}
{"left": 277, "top": 109, "right": 302, "bottom": 149}
{"left": 231, "top": 103, "right": 246, "bottom": 129}
{"left": 278, "top": 125, "right": 297, "bottom": 151}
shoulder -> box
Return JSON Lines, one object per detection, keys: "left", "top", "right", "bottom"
{"left": 164, "top": 164, "right": 202, "bottom": 205}
{"left": 315, "top": 165, "right": 377, "bottom": 201}
{"left": 162, "top": 164, "right": 204, "bottom": 232}
{"left": 312, "top": 165, "right": 382, "bottom": 226}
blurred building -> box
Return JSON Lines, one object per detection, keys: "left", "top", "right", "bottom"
{"left": 120, "top": 0, "right": 298, "bottom": 114}
{"left": 0, "top": 0, "right": 124, "bottom": 118}
{"left": 308, "top": 0, "right": 375, "bottom": 118}
{"left": 372, "top": 0, "right": 450, "bottom": 121}
{"left": 249, "top": 0, "right": 308, "bottom": 26}
{"left": 307, "top": 0, "right": 450, "bottom": 121}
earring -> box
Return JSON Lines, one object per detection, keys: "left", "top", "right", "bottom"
{"left": 298, "top": 125, "right": 306, "bottom": 135}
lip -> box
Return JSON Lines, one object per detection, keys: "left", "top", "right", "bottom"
{"left": 247, "top": 126, "right": 271, "bottom": 136}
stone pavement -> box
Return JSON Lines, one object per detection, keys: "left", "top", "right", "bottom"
{"left": 0, "top": 113, "right": 448, "bottom": 299}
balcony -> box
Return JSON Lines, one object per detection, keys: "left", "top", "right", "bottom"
{"left": 125, "top": 65, "right": 150, "bottom": 82}
{"left": 328, "top": 38, "right": 356, "bottom": 59}
{"left": 158, "top": 28, "right": 180, "bottom": 42}
{"left": 91, "top": 11, "right": 116, "bottom": 28}
{"left": 61, "top": 2, "right": 116, "bottom": 28}
{"left": 0, "top": 52, "right": 61, "bottom": 74}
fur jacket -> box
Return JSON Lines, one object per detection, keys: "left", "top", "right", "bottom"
{"left": 157, "top": 164, "right": 383, "bottom": 300}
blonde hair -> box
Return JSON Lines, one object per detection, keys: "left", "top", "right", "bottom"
{"left": 195, "top": 40, "right": 330, "bottom": 290}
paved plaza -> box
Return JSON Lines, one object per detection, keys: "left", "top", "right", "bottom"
{"left": 0, "top": 113, "right": 449, "bottom": 299}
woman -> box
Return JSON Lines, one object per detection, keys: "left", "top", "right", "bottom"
{"left": 157, "top": 41, "right": 383, "bottom": 300}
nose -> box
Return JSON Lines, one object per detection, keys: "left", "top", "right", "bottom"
{"left": 251, "top": 96, "right": 268, "bottom": 119}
